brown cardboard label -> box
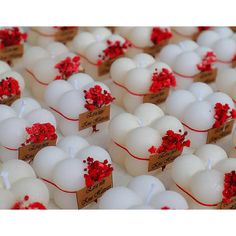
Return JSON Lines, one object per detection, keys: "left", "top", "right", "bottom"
{"left": 143, "top": 39, "right": 169, "bottom": 56}
{"left": 143, "top": 87, "right": 169, "bottom": 105}
{"left": 79, "top": 105, "right": 110, "bottom": 131}
{"left": 98, "top": 57, "right": 118, "bottom": 76}
{"left": 230, "top": 27, "right": 236, "bottom": 32}
{"left": 76, "top": 174, "right": 113, "bottom": 209}
{"left": 54, "top": 28, "right": 78, "bottom": 43}
{"left": 193, "top": 68, "right": 217, "bottom": 83}
{"left": 0, "top": 44, "right": 23, "bottom": 61}
{"left": 18, "top": 139, "right": 57, "bottom": 162}
{"left": 232, "top": 60, "right": 236, "bottom": 68}
{"left": 148, "top": 149, "right": 182, "bottom": 172}
{"left": 218, "top": 196, "right": 236, "bottom": 209}
{"left": 0, "top": 94, "right": 20, "bottom": 106}
{"left": 207, "top": 120, "right": 234, "bottom": 144}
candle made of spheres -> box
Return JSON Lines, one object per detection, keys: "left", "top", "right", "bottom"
{"left": 197, "top": 27, "right": 236, "bottom": 71}
{"left": 108, "top": 103, "right": 190, "bottom": 176}
{"left": 44, "top": 72, "right": 114, "bottom": 137}
{"left": 22, "top": 42, "right": 83, "bottom": 101}
{"left": 165, "top": 82, "right": 235, "bottom": 148}
{"left": 0, "top": 97, "right": 56, "bottom": 162}
{"left": 110, "top": 53, "right": 176, "bottom": 112}
{"left": 71, "top": 27, "right": 130, "bottom": 80}
{"left": 98, "top": 175, "right": 188, "bottom": 209}
{"left": 170, "top": 144, "right": 236, "bottom": 209}
{"left": 159, "top": 39, "right": 217, "bottom": 89}
{"left": 0, "top": 159, "right": 49, "bottom": 209}
{"left": 115, "top": 27, "right": 172, "bottom": 57}
{"left": 32, "top": 135, "right": 112, "bottom": 209}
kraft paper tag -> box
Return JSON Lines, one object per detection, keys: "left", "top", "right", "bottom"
{"left": 232, "top": 60, "right": 236, "bottom": 68}
{"left": 0, "top": 94, "right": 20, "bottom": 106}
{"left": 98, "top": 57, "right": 118, "bottom": 76}
{"left": 143, "top": 87, "right": 169, "bottom": 105}
{"left": 76, "top": 174, "right": 113, "bottom": 209}
{"left": 0, "top": 44, "right": 23, "bottom": 61}
{"left": 218, "top": 196, "right": 236, "bottom": 209}
{"left": 54, "top": 28, "right": 78, "bottom": 43}
{"left": 193, "top": 68, "right": 217, "bottom": 83}
{"left": 230, "top": 27, "right": 236, "bottom": 32}
{"left": 18, "top": 139, "right": 57, "bottom": 162}
{"left": 143, "top": 39, "right": 169, "bottom": 56}
{"left": 207, "top": 120, "right": 234, "bottom": 144}
{"left": 79, "top": 105, "right": 110, "bottom": 131}
{"left": 148, "top": 149, "right": 182, "bottom": 172}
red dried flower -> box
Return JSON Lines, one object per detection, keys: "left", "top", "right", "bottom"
{"left": 197, "top": 51, "right": 216, "bottom": 72}
{"left": 97, "top": 39, "right": 131, "bottom": 64}
{"left": 148, "top": 130, "right": 190, "bottom": 154}
{"left": 83, "top": 157, "right": 113, "bottom": 187}
{"left": 150, "top": 27, "right": 172, "bottom": 45}
{"left": 25, "top": 123, "right": 57, "bottom": 145}
{"left": 84, "top": 85, "right": 115, "bottom": 111}
{"left": 161, "top": 206, "right": 171, "bottom": 210}
{"left": 11, "top": 195, "right": 47, "bottom": 210}
{"left": 54, "top": 56, "right": 80, "bottom": 80}
{"left": 0, "top": 27, "right": 27, "bottom": 49}
{"left": 0, "top": 77, "right": 21, "bottom": 99}
{"left": 213, "top": 103, "right": 236, "bottom": 128}
{"left": 222, "top": 171, "right": 236, "bottom": 204}
{"left": 197, "top": 27, "right": 211, "bottom": 32}
{"left": 149, "top": 68, "right": 176, "bottom": 93}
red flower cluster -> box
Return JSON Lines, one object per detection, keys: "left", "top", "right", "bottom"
{"left": 149, "top": 68, "right": 176, "bottom": 93}
{"left": 213, "top": 103, "right": 236, "bottom": 128}
{"left": 161, "top": 206, "right": 171, "bottom": 210}
{"left": 11, "top": 195, "right": 47, "bottom": 210}
{"left": 232, "top": 54, "right": 236, "bottom": 62}
{"left": 197, "top": 51, "right": 216, "bottom": 72}
{"left": 0, "top": 77, "right": 20, "bottom": 99}
{"left": 84, "top": 85, "right": 114, "bottom": 111}
{"left": 0, "top": 27, "right": 27, "bottom": 49}
{"left": 148, "top": 130, "right": 190, "bottom": 154}
{"left": 197, "top": 27, "right": 211, "bottom": 32}
{"left": 150, "top": 27, "right": 172, "bottom": 45}
{"left": 25, "top": 123, "right": 57, "bottom": 144}
{"left": 97, "top": 39, "right": 131, "bottom": 65}
{"left": 222, "top": 171, "right": 236, "bottom": 204}
{"left": 54, "top": 56, "right": 80, "bottom": 80}
{"left": 83, "top": 157, "right": 113, "bottom": 187}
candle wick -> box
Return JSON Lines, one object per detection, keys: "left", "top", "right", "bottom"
{"left": 18, "top": 100, "right": 26, "bottom": 118}
{"left": 0, "top": 171, "right": 11, "bottom": 190}
{"left": 144, "top": 183, "right": 155, "bottom": 206}
{"left": 207, "top": 158, "right": 212, "bottom": 170}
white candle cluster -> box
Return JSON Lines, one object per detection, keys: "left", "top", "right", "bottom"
{"left": 99, "top": 175, "right": 188, "bottom": 209}
{"left": 109, "top": 103, "right": 185, "bottom": 176}
{"left": 0, "top": 97, "right": 56, "bottom": 162}
{"left": 110, "top": 53, "right": 173, "bottom": 112}
{"left": 159, "top": 39, "right": 216, "bottom": 89}
{"left": 0, "top": 159, "right": 49, "bottom": 209}
{"left": 171, "top": 144, "right": 236, "bottom": 208}
{"left": 165, "top": 82, "right": 234, "bottom": 148}
{"left": 32, "top": 135, "right": 112, "bottom": 209}
{"left": 197, "top": 27, "right": 236, "bottom": 70}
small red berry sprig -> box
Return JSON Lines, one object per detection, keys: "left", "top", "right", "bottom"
{"left": 54, "top": 56, "right": 80, "bottom": 80}
{"left": 11, "top": 195, "right": 47, "bottom": 210}
{"left": 197, "top": 27, "right": 211, "bottom": 32}
{"left": 148, "top": 130, "right": 190, "bottom": 154}
{"left": 150, "top": 27, "right": 172, "bottom": 45}
{"left": 222, "top": 171, "right": 236, "bottom": 204}
{"left": 197, "top": 51, "right": 217, "bottom": 72}
{"left": 24, "top": 123, "right": 57, "bottom": 145}
{"left": 83, "top": 157, "right": 113, "bottom": 188}
{"left": 97, "top": 39, "right": 131, "bottom": 65}
{"left": 0, "top": 77, "right": 20, "bottom": 99}
{"left": 0, "top": 27, "right": 27, "bottom": 49}
{"left": 213, "top": 103, "right": 236, "bottom": 128}
{"left": 149, "top": 68, "right": 176, "bottom": 93}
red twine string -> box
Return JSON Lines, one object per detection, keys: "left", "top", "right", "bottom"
{"left": 11, "top": 195, "right": 47, "bottom": 210}
{"left": 0, "top": 77, "right": 21, "bottom": 99}
{"left": 25, "top": 69, "right": 49, "bottom": 86}
{"left": 83, "top": 157, "right": 113, "bottom": 187}
{"left": 54, "top": 56, "right": 81, "bottom": 80}
{"left": 150, "top": 27, "right": 172, "bottom": 45}
{"left": 0, "top": 27, "right": 27, "bottom": 49}
{"left": 222, "top": 170, "right": 236, "bottom": 204}
{"left": 49, "top": 106, "right": 79, "bottom": 121}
